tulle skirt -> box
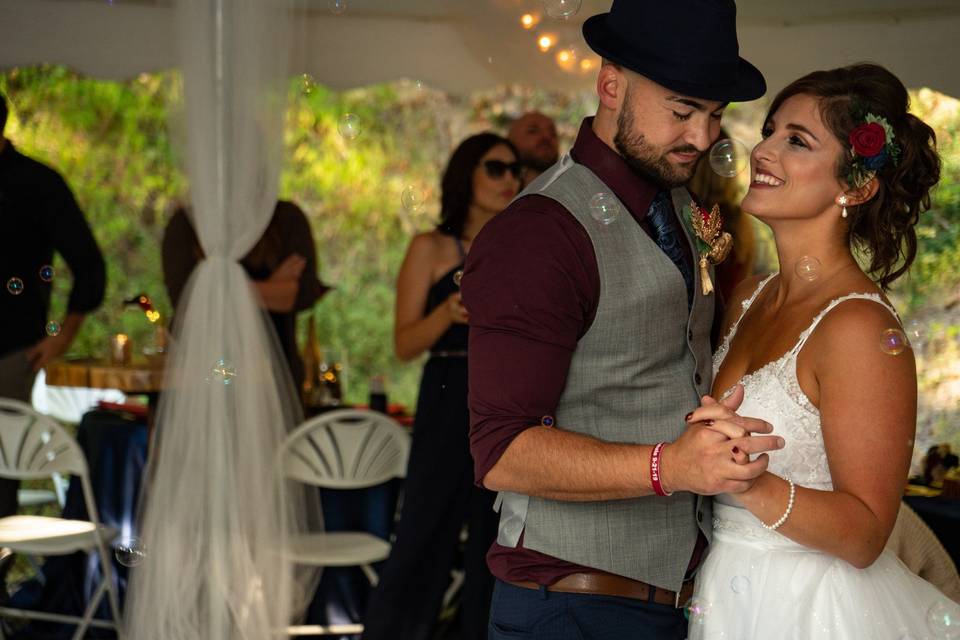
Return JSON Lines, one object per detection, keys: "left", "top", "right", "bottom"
{"left": 689, "top": 503, "right": 960, "bottom": 640}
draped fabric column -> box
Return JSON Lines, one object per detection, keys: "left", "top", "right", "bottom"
{"left": 125, "top": 1, "right": 317, "bottom": 638}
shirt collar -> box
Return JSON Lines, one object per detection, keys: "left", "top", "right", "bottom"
{"left": 569, "top": 117, "right": 659, "bottom": 222}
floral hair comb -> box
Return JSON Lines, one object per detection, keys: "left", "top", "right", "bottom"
{"left": 847, "top": 113, "right": 900, "bottom": 188}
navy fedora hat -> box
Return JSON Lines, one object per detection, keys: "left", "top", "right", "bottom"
{"left": 583, "top": 0, "right": 766, "bottom": 102}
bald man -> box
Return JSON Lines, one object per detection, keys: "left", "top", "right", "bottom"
{"left": 507, "top": 111, "right": 559, "bottom": 185}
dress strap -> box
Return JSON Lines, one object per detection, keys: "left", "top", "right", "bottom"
{"left": 721, "top": 273, "right": 777, "bottom": 348}
{"left": 788, "top": 293, "right": 901, "bottom": 358}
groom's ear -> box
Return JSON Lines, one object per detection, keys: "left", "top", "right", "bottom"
{"left": 596, "top": 62, "right": 623, "bottom": 111}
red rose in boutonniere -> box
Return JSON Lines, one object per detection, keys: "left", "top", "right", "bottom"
{"left": 849, "top": 122, "right": 886, "bottom": 157}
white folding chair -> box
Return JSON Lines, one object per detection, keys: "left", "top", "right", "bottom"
{"left": 281, "top": 408, "right": 410, "bottom": 637}
{"left": 0, "top": 398, "right": 124, "bottom": 640}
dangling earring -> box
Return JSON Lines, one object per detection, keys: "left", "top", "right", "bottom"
{"left": 838, "top": 195, "right": 849, "bottom": 219}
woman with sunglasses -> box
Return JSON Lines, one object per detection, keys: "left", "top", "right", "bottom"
{"left": 363, "top": 133, "right": 521, "bottom": 640}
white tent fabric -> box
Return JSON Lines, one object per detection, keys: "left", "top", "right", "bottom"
{"left": 121, "top": 1, "right": 319, "bottom": 638}
{"left": 2, "top": 0, "right": 960, "bottom": 97}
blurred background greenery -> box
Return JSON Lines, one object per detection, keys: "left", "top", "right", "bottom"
{"left": 2, "top": 66, "right": 958, "bottom": 466}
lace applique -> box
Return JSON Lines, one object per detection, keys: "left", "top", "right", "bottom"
{"left": 712, "top": 516, "right": 786, "bottom": 542}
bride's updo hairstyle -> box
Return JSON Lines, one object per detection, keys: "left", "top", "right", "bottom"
{"left": 765, "top": 63, "right": 941, "bottom": 289}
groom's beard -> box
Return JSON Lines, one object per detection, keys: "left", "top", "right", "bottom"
{"left": 614, "top": 103, "right": 701, "bottom": 189}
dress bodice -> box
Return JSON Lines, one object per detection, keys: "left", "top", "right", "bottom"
{"left": 713, "top": 274, "right": 901, "bottom": 493}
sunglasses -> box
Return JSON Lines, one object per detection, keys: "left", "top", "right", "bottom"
{"left": 483, "top": 159, "right": 523, "bottom": 180}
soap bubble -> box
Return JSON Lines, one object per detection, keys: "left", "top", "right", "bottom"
{"left": 300, "top": 73, "right": 315, "bottom": 96}
{"left": 45, "top": 321, "right": 61, "bottom": 336}
{"left": 684, "top": 597, "right": 710, "bottom": 625}
{"left": 794, "top": 256, "right": 821, "bottom": 281}
{"left": 338, "top": 113, "right": 361, "bottom": 140}
{"left": 209, "top": 359, "right": 237, "bottom": 385}
{"left": 880, "top": 329, "right": 908, "bottom": 356}
{"left": 39, "top": 265, "right": 55, "bottom": 282}
{"left": 401, "top": 185, "right": 425, "bottom": 212}
{"left": 730, "top": 575, "right": 751, "bottom": 594}
{"left": 6, "top": 278, "right": 24, "bottom": 295}
{"left": 904, "top": 320, "right": 925, "bottom": 351}
{"left": 709, "top": 138, "right": 750, "bottom": 178}
{"left": 589, "top": 192, "right": 620, "bottom": 225}
{"left": 543, "top": 0, "right": 581, "bottom": 20}
{"left": 115, "top": 538, "right": 148, "bottom": 567}
{"left": 926, "top": 601, "right": 959, "bottom": 638}
{"left": 328, "top": 0, "right": 346, "bottom": 15}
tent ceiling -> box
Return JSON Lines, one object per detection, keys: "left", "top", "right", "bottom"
{"left": 3, "top": 0, "right": 960, "bottom": 98}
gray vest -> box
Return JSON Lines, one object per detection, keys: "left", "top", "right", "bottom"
{"left": 496, "top": 154, "right": 714, "bottom": 591}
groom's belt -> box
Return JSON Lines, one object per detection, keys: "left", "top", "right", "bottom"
{"left": 507, "top": 572, "right": 695, "bottom": 608}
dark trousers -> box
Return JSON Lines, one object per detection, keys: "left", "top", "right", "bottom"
{"left": 488, "top": 580, "right": 687, "bottom": 640}
{"left": 362, "top": 358, "right": 498, "bottom": 640}
{"left": 0, "top": 348, "right": 36, "bottom": 518}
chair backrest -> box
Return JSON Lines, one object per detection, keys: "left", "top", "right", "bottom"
{"left": 281, "top": 409, "right": 410, "bottom": 489}
{"left": 0, "top": 398, "right": 87, "bottom": 479}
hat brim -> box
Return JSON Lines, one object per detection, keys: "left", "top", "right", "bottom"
{"left": 582, "top": 13, "right": 766, "bottom": 103}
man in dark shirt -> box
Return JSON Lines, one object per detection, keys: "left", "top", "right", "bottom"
{"left": 0, "top": 91, "right": 106, "bottom": 516}
{"left": 162, "top": 201, "right": 328, "bottom": 391}
{"left": 462, "top": 3, "right": 783, "bottom": 638}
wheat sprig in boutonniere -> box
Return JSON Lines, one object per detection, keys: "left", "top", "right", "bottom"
{"left": 686, "top": 201, "right": 733, "bottom": 296}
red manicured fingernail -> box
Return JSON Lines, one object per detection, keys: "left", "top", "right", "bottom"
{"left": 732, "top": 446, "right": 740, "bottom": 454}
{"left": 685, "top": 412, "right": 693, "bottom": 421}
{"left": 704, "top": 419, "right": 714, "bottom": 426}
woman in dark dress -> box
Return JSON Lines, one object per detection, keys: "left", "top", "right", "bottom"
{"left": 363, "top": 133, "right": 521, "bottom": 640}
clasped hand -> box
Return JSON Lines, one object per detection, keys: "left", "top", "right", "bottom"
{"left": 660, "top": 384, "right": 784, "bottom": 496}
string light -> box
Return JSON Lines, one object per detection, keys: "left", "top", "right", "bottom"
{"left": 537, "top": 33, "right": 557, "bottom": 52}
{"left": 555, "top": 46, "right": 578, "bottom": 71}
{"left": 520, "top": 13, "right": 540, "bottom": 29}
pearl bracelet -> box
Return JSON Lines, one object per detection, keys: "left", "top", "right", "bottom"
{"left": 761, "top": 478, "right": 796, "bottom": 531}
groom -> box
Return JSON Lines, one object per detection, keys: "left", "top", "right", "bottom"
{"left": 461, "top": 2, "right": 779, "bottom": 638}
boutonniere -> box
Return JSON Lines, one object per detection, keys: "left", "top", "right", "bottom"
{"left": 686, "top": 201, "right": 733, "bottom": 295}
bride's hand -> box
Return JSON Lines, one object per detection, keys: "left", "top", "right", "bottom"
{"left": 687, "top": 385, "right": 769, "bottom": 465}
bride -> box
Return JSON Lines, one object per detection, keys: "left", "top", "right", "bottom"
{"left": 687, "top": 63, "right": 959, "bottom": 639}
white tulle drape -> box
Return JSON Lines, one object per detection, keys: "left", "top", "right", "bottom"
{"left": 125, "top": 0, "right": 317, "bottom": 638}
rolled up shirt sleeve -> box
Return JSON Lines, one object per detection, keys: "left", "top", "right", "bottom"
{"left": 47, "top": 174, "right": 106, "bottom": 314}
{"left": 462, "top": 195, "right": 599, "bottom": 486}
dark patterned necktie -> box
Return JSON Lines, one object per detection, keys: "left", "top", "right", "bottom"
{"left": 647, "top": 191, "right": 694, "bottom": 308}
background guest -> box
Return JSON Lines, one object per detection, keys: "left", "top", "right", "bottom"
{"left": 0, "top": 91, "right": 106, "bottom": 517}
{"left": 362, "top": 133, "right": 521, "bottom": 640}
{"left": 508, "top": 111, "right": 559, "bottom": 186}
{"left": 162, "top": 200, "right": 328, "bottom": 390}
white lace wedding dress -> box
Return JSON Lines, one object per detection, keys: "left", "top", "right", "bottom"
{"left": 690, "top": 274, "right": 960, "bottom": 640}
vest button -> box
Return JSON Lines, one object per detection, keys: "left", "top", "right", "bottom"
{"left": 695, "top": 372, "right": 703, "bottom": 385}
{"left": 688, "top": 329, "right": 693, "bottom": 341}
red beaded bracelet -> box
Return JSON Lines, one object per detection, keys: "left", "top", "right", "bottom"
{"left": 650, "top": 442, "right": 673, "bottom": 497}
